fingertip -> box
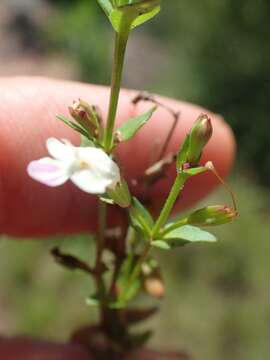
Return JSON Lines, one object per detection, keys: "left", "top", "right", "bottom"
{"left": 206, "top": 112, "right": 236, "bottom": 177}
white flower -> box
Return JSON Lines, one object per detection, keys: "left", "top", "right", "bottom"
{"left": 27, "top": 138, "right": 120, "bottom": 194}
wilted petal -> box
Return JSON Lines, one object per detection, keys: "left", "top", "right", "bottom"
{"left": 47, "top": 138, "right": 75, "bottom": 161}
{"left": 27, "top": 157, "right": 69, "bottom": 187}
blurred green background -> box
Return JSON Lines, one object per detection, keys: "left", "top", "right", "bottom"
{"left": 0, "top": 1, "right": 270, "bottom": 359}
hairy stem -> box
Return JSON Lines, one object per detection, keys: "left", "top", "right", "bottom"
{"left": 104, "top": 32, "right": 129, "bottom": 152}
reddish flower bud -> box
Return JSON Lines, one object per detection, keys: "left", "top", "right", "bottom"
{"left": 144, "top": 276, "right": 165, "bottom": 299}
{"left": 69, "top": 99, "right": 100, "bottom": 137}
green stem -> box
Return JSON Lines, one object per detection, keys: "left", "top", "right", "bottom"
{"left": 96, "top": 200, "right": 107, "bottom": 265}
{"left": 125, "top": 174, "right": 188, "bottom": 292}
{"left": 152, "top": 174, "right": 187, "bottom": 238}
{"left": 104, "top": 32, "right": 129, "bottom": 152}
{"left": 161, "top": 218, "right": 188, "bottom": 236}
{"left": 130, "top": 241, "right": 152, "bottom": 285}
{"left": 120, "top": 240, "right": 152, "bottom": 303}
{"left": 95, "top": 200, "right": 107, "bottom": 320}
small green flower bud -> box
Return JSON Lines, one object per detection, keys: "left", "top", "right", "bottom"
{"left": 187, "top": 205, "right": 238, "bottom": 226}
{"left": 177, "top": 114, "right": 213, "bottom": 170}
{"left": 69, "top": 99, "right": 100, "bottom": 137}
{"left": 107, "top": 178, "right": 131, "bottom": 208}
{"left": 187, "top": 114, "right": 213, "bottom": 164}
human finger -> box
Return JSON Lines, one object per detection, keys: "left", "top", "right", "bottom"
{"left": 0, "top": 77, "right": 235, "bottom": 237}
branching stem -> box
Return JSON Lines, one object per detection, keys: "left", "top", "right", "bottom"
{"left": 152, "top": 174, "right": 187, "bottom": 238}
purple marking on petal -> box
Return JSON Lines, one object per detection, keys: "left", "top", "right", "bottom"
{"left": 27, "top": 159, "right": 69, "bottom": 187}
{"left": 28, "top": 161, "right": 60, "bottom": 173}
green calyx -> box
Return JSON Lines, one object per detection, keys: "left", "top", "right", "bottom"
{"left": 107, "top": 178, "right": 131, "bottom": 208}
{"left": 186, "top": 205, "right": 238, "bottom": 226}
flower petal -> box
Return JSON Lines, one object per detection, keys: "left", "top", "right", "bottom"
{"left": 27, "top": 157, "right": 69, "bottom": 187}
{"left": 76, "top": 147, "right": 120, "bottom": 186}
{"left": 70, "top": 169, "right": 113, "bottom": 194}
{"left": 46, "top": 138, "right": 75, "bottom": 161}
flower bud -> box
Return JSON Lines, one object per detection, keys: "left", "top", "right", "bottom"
{"left": 107, "top": 178, "right": 131, "bottom": 208}
{"left": 187, "top": 114, "right": 213, "bottom": 164}
{"left": 69, "top": 99, "right": 100, "bottom": 137}
{"left": 187, "top": 205, "right": 237, "bottom": 226}
{"left": 177, "top": 114, "right": 213, "bottom": 170}
{"left": 144, "top": 276, "right": 165, "bottom": 299}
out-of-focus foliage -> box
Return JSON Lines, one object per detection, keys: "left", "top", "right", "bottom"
{"left": 46, "top": 0, "right": 110, "bottom": 84}
{"left": 152, "top": 0, "right": 270, "bottom": 187}
{"left": 46, "top": 0, "right": 270, "bottom": 186}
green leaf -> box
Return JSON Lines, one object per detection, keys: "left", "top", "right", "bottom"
{"left": 117, "top": 254, "right": 135, "bottom": 291}
{"left": 127, "top": 329, "right": 153, "bottom": 348}
{"left": 116, "top": 106, "right": 156, "bottom": 142}
{"left": 151, "top": 240, "right": 171, "bottom": 250}
{"left": 129, "top": 1, "right": 161, "bottom": 29}
{"left": 129, "top": 197, "right": 154, "bottom": 237}
{"left": 113, "top": 1, "right": 143, "bottom": 6}
{"left": 181, "top": 166, "right": 208, "bottom": 176}
{"left": 85, "top": 293, "right": 100, "bottom": 307}
{"left": 163, "top": 225, "right": 217, "bottom": 247}
{"left": 80, "top": 135, "right": 95, "bottom": 147}
{"left": 123, "top": 279, "right": 141, "bottom": 302}
{"left": 97, "top": 0, "right": 161, "bottom": 34}
{"left": 112, "top": 254, "right": 142, "bottom": 307}
{"left": 56, "top": 115, "right": 89, "bottom": 138}
{"left": 96, "top": 0, "right": 114, "bottom": 18}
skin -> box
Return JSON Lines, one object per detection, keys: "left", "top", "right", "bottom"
{"left": 0, "top": 77, "right": 236, "bottom": 358}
